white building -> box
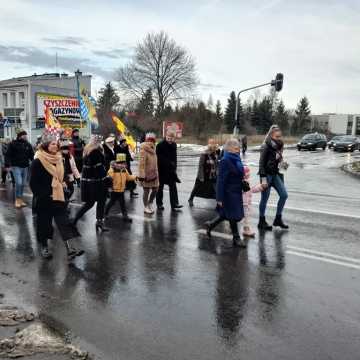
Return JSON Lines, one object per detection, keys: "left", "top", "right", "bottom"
{"left": 0, "top": 72, "right": 92, "bottom": 143}
{"left": 311, "top": 114, "right": 360, "bottom": 136}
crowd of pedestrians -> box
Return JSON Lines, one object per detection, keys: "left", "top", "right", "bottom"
{"left": 1, "top": 125, "right": 289, "bottom": 263}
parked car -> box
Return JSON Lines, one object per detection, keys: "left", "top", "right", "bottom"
{"left": 333, "top": 136, "right": 360, "bottom": 152}
{"left": 328, "top": 135, "right": 345, "bottom": 149}
{"left": 297, "top": 133, "right": 327, "bottom": 151}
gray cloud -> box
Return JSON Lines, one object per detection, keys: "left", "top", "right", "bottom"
{"left": 92, "top": 48, "right": 133, "bottom": 59}
{"left": 42, "top": 36, "right": 87, "bottom": 46}
{"left": 0, "top": 45, "right": 113, "bottom": 79}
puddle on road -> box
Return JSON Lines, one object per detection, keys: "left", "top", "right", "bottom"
{"left": 0, "top": 305, "right": 90, "bottom": 359}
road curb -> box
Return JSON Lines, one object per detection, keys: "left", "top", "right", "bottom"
{"left": 342, "top": 162, "right": 360, "bottom": 179}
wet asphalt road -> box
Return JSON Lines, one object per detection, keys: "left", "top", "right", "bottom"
{"left": 0, "top": 147, "right": 360, "bottom": 359}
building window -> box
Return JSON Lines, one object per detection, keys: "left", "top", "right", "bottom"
{"left": 19, "top": 92, "right": 25, "bottom": 107}
{"left": 2, "top": 93, "right": 8, "bottom": 107}
{"left": 347, "top": 121, "right": 353, "bottom": 135}
{"left": 10, "top": 93, "right": 16, "bottom": 107}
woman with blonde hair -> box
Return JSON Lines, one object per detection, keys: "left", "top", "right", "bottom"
{"left": 72, "top": 135, "right": 109, "bottom": 232}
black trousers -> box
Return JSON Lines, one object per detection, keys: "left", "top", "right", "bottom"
{"left": 74, "top": 197, "right": 106, "bottom": 223}
{"left": 36, "top": 201, "right": 76, "bottom": 247}
{"left": 105, "top": 192, "right": 127, "bottom": 216}
{"left": 156, "top": 182, "right": 179, "bottom": 208}
{"left": 208, "top": 216, "right": 240, "bottom": 238}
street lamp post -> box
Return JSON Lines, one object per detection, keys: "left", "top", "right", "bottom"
{"left": 233, "top": 73, "right": 284, "bottom": 135}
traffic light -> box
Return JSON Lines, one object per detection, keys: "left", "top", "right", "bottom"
{"left": 273, "top": 73, "right": 284, "bottom": 92}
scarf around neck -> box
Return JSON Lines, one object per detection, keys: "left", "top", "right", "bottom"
{"left": 37, "top": 150, "right": 65, "bottom": 202}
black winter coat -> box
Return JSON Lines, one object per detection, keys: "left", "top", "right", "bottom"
{"left": 81, "top": 148, "right": 108, "bottom": 203}
{"left": 71, "top": 136, "right": 85, "bottom": 162}
{"left": 156, "top": 140, "right": 179, "bottom": 185}
{"left": 5, "top": 139, "right": 34, "bottom": 168}
{"left": 117, "top": 144, "right": 133, "bottom": 172}
{"left": 103, "top": 144, "right": 116, "bottom": 171}
{"left": 30, "top": 159, "right": 57, "bottom": 210}
{"left": 259, "top": 139, "right": 283, "bottom": 177}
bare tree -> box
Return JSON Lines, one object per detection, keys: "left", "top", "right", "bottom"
{"left": 117, "top": 31, "right": 198, "bottom": 115}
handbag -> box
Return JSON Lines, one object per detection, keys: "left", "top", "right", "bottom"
{"left": 242, "top": 180, "right": 251, "bottom": 192}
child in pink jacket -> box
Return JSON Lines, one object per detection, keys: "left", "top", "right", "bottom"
{"left": 242, "top": 165, "right": 266, "bottom": 237}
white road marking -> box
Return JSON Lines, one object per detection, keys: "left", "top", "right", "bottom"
{"left": 113, "top": 213, "right": 156, "bottom": 222}
{"left": 252, "top": 201, "right": 360, "bottom": 220}
{"left": 286, "top": 251, "right": 360, "bottom": 270}
{"left": 287, "top": 245, "right": 360, "bottom": 265}
{"left": 196, "top": 229, "right": 360, "bottom": 270}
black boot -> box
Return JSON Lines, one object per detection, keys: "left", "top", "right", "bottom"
{"left": 258, "top": 216, "right": 273, "bottom": 231}
{"left": 65, "top": 240, "right": 84, "bottom": 262}
{"left": 273, "top": 215, "right": 289, "bottom": 229}
{"left": 233, "top": 236, "right": 247, "bottom": 248}
{"left": 188, "top": 198, "right": 194, "bottom": 207}
{"left": 123, "top": 214, "right": 133, "bottom": 223}
{"left": 204, "top": 217, "right": 223, "bottom": 238}
{"left": 41, "top": 246, "right": 53, "bottom": 260}
{"left": 95, "top": 219, "right": 110, "bottom": 232}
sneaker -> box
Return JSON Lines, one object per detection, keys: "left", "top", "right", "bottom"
{"left": 144, "top": 206, "right": 153, "bottom": 214}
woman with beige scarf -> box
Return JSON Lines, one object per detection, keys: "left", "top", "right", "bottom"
{"left": 30, "top": 134, "right": 84, "bottom": 261}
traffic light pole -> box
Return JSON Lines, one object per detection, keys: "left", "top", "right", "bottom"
{"left": 233, "top": 74, "right": 283, "bottom": 135}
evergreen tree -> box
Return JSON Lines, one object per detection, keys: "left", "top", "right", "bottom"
{"left": 97, "top": 82, "right": 120, "bottom": 114}
{"left": 215, "top": 100, "right": 223, "bottom": 124}
{"left": 251, "top": 99, "right": 260, "bottom": 130}
{"left": 274, "top": 100, "right": 289, "bottom": 135}
{"left": 224, "top": 91, "right": 241, "bottom": 133}
{"left": 257, "top": 97, "right": 273, "bottom": 134}
{"left": 292, "top": 97, "right": 311, "bottom": 135}
{"left": 96, "top": 82, "right": 120, "bottom": 135}
{"left": 136, "top": 88, "right": 154, "bottom": 117}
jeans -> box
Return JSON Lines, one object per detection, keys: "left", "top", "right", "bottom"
{"left": 156, "top": 182, "right": 179, "bottom": 208}
{"left": 12, "top": 166, "right": 28, "bottom": 198}
{"left": 259, "top": 174, "right": 288, "bottom": 217}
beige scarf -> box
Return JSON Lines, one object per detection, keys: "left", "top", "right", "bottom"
{"left": 37, "top": 150, "right": 65, "bottom": 202}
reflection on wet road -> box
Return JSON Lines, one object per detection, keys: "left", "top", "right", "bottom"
{"left": 0, "top": 148, "right": 359, "bottom": 360}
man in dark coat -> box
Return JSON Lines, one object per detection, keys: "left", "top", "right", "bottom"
{"left": 156, "top": 131, "right": 182, "bottom": 211}
{"left": 5, "top": 130, "right": 34, "bottom": 208}
{"left": 71, "top": 129, "right": 85, "bottom": 173}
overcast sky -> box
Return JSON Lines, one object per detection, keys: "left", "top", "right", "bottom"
{"left": 0, "top": 0, "right": 359, "bottom": 113}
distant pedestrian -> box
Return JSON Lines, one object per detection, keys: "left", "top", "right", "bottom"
{"left": 72, "top": 135, "right": 109, "bottom": 233}
{"left": 117, "top": 137, "right": 138, "bottom": 198}
{"left": 105, "top": 153, "right": 137, "bottom": 222}
{"left": 242, "top": 165, "right": 266, "bottom": 237}
{"left": 188, "top": 138, "right": 219, "bottom": 207}
{"left": 138, "top": 133, "right": 159, "bottom": 214}
{"left": 258, "top": 125, "right": 289, "bottom": 230}
{"left": 5, "top": 130, "right": 34, "bottom": 208}
{"left": 1, "top": 139, "right": 15, "bottom": 186}
{"left": 60, "top": 140, "right": 81, "bottom": 204}
{"left": 103, "top": 135, "right": 117, "bottom": 172}
{"left": 156, "top": 131, "right": 182, "bottom": 211}
{"left": 30, "top": 134, "right": 84, "bottom": 261}
{"left": 241, "top": 135, "right": 248, "bottom": 156}
{"left": 204, "top": 138, "right": 247, "bottom": 248}
{"left": 71, "top": 129, "right": 85, "bottom": 173}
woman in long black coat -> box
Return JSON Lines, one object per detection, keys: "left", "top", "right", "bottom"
{"left": 188, "top": 138, "right": 219, "bottom": 206}
{"left": 30, "top": 135, "right": 84, "bottom": 261}
{"left": 204, "top": 138, "right": 246, "bottom": 248}
{"left": 72, "top": 135, "right": 109, "bottom": 232}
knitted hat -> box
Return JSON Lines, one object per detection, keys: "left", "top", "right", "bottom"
{"left": 17, "top": 130, "right": 27, "bottom": 139}
{"left": 116, "top": 153, "right": 126, "bottom": 163}
{"left": 41, "top": 131, "right": 59, "bottom": 144}
{"left": 105, "top": 136, "right": 116, "bottom": 143}
{"left": 145, "top": 132, "right": 156, "bottom": 142}
{"left": 89, "top": 134, "right": 103, "bottom": 145}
